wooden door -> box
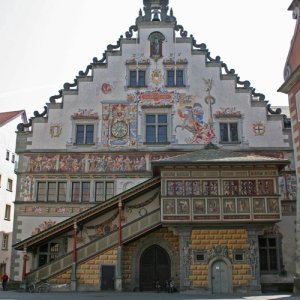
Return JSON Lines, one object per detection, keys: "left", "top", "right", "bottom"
{"left": 140, "top": 245, "right": 171, "bottom": 291}
{"left": 101, "top": 265, "right": 115, "bottom": 290}
{"left": 211, "top": 260, "right": 230, "bottom": 294}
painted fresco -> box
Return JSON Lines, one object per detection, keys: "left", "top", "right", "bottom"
{"left": 127, "top": 88, "right": 174, "bottom": 106}
{"left": 31, "top": 220, "right": 56, "bottom": 235}
{"left": 176, "top": 94, "right": 215, "bottom": 144}
{"left": 279, "top": 173, "right": 297, "bottom": 200}
{"left": 26, "top": 153, "right": 147, "bottom": 173}
{"left": 101, "top": 103, "right": 138, "bottom": 147}
{"left": 20, "top": 175, "right": 34, "bottom": 202}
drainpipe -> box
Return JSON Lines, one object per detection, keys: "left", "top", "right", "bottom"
{"left": 115, "top": 200, "right": 123, "bottom": 291}
{"left": 71, "top": 220, "right": 77, "bottom": 291}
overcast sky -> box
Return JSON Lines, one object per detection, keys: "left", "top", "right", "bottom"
{"left": 0, "top": 0, "right": 295, "bottom": 119}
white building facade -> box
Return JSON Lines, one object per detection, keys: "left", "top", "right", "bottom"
{"left": 11, "top": 0, "right": 296, "bottom": 293}
{"left": 0, "top": 110, "right": 27, "bottom": 278}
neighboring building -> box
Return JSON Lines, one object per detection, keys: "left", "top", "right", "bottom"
{"left": 0, "top": 110, "right": 27, "bottom": 278}
{"left": 12, "top": 0, "right": 296, "bottom": 294}
{"left": 278, "top": 0, "right": 300, "bottom": 294}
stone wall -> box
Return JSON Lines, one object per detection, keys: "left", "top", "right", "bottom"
{"left": 190, "top": 229, "right": 252, "bottom": 289}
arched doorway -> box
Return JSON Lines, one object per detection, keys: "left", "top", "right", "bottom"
{"left": 139, "top": 244, "right": 171, "bottom": 291}
{"left": 211, "top": 259, "right": 230, "bottom": 294}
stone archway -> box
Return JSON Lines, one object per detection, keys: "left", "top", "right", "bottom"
{"left": 129, "top": 230, "right": 179, "bottom": 291}
{"left": 139, "top": 244, "right": 171, "bottom": 291}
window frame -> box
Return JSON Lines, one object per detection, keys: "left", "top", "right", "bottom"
{"left": 4, "top": 205, "right": 11, "bottom": 221}
{"left": 5, "top": 150, "right": 9, "bottom": 161}
{"left": 129, "top": 70, "right": 146, "bottom": 87}
{"left": 166, "top": 69, "right": 185, "bottom": 87}
{"left": 37, "top": 241, "right": 62, "bottom": 267}
{"left": 6, "top": 179, "right": 13, "bottom": 192}
{"left": 258, "top": 236, "right": 282, "bottom": 274}
{"left": 75, "top": 124, "right": 95, "bottom": 145}
{"left": 2, "top": 234, "right": 8, "bottom": 250}
{"left": 143, "top": 110, "right": 170, "bottom": 145}
{"left": 36, "top": 181, "right": 67, "bottom": 202}
{"left": 219, "top": 121, "right": 241, "bottom": 144}
{"left": 71, "top": 181, "right": 91, "bottom": 203}
{"left": 95, "top": 181, "right": 115, "bottom": 202}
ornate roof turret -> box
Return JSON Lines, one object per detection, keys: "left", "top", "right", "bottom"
{"left": 136, "top": 0, "right": 176, "bottom": 23}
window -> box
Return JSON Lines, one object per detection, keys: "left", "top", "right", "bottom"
{"left": 129, "top": 70, "right": 146, "bottom": 87}
{"left": 2, "top": 234, "right": 8, "bottom": 250}
{"left": 194, "top": 250, "right": 207, "bottom": 263}
{"left": 220, "top": 122, "right": 239, "bottom": 143}
{"left": 11, "top": 154, "right": 15, "bottom": 163}
{"left": 38, "top": 242, "right": 60, "bottom": 267}
{"left": 37, "top": 181, "right": 67, "bottom": 202}
{"left": 259, "top": 236, "right": 281, "bottom": 273}
{"left": 37, "top": 182, "right": 46, "bottom": 201}
{"left": 166, "top": 69, "right": 184, "bottom": 87}
{"left": 75, "top": 124, "right": 94, "bottom": 145}
{"left": 233, "top": 250, "right": 245, "bottom": 262}
{"left": 72, "top": 182, "right": 91, "bottom": 202}
{"left": 145, "top": 114, "right": 168, "bottom": 144}
{"left": 95, "top": 181, "right": 114, "bottom": 202}
{"left": 5, "top": 150, "right": 9, "bottom": 161}
{"left": 58, "top": 182, "right": 67, "bottom": 202}
{"left": 4, "top": 205, "right": 11, "bottom": 221}
{"left": 6, "top": 179, "right": 13, "bottom": 192}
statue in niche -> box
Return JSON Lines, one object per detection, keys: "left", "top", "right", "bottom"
{"left": 149, "top": 32, "right": 165, "bottom": 59}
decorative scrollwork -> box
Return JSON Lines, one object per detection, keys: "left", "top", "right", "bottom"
{"left": 236, "top": 76, "right": 251, "bottom": 88}
{"left": 267, "top": 104, "right": 281, "bottom": 115}
{"left": 191, "top": 35, "right": 207, "bottom": 51}
{"left": 107, "top": 36, "right": 123, "bottom": 51}
{"left": 208, "top": 245, "right": 230, "bottom": 261}
{"left": 17, "top": 118, "right": 32, "bottom": 132}
{"left": 63, "top": 78, "right": 78, "bottom": 90}
{"left": 49, "top": 90, "right": 63, "bottom": 103}
{"left": 78, "top": 64, "right": 92, "bottom": 77}
{"left": 125, "top": 25, "right": 138, "bottom": 38}
{"left": 33, "top": 106, "right": 47, "bottom": 118}
{"left": 93, "top": 52, "right": 107, "bottom": 64}
{"left": 175, "top": 24, "right": 188, "bottom": 38}
{"left": 252, "top": 88, "right": 265, "bottom": 101}
{"left": 221, "top": 62, "right": 235, "bottom": 75}
{"left": 206, "top": 52, "right": 221, "bottom": 63}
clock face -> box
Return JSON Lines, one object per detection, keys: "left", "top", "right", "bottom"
{"left": 111, "top": 121, "right": 128, "bottom": 138}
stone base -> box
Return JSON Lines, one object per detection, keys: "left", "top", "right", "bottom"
{"left": 294, "top": 278, "right": 300, "bottom": 294}
{"left": 115, "top": 277, "right": 122, "bottom": 291}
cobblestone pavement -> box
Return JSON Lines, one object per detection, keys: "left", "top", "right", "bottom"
{"left": 0, "top": 291, "right": 299, "bottom": 300}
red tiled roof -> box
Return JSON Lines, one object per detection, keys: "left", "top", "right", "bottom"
{"left": 0, "top": 110, "right": 25, "bottom": 127}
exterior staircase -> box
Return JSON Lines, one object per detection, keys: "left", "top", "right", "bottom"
{"left": 25, "top": 208, "right": 161, "bottom": 283}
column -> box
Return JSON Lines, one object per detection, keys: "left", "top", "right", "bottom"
{"left": 115, "top": 200, "right": 123, "bottom": 291}
{"left": 71, "top": 220, "right": 77, "bottom": 291}
{"left": 178, "top": 228, "right": 192, "bottom": 290}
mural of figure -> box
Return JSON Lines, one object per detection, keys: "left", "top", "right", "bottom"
{"left": 176, "top": 100, "right": 215, "bottom": 145}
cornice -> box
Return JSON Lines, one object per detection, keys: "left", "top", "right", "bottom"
{"left": 278, "top": 65, "right": 300, "bottom": 94}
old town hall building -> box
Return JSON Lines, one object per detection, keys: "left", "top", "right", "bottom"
{"left": 11, "top": 0, "right": 297, "bottom": 294}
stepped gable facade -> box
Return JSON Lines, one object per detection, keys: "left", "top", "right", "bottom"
{"left": 12, "top": 0, "right": 296, "bottom": 293}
